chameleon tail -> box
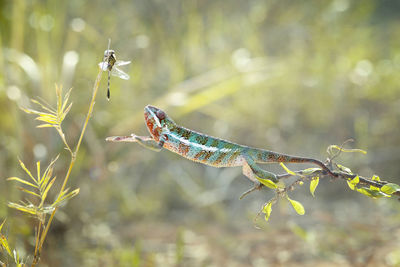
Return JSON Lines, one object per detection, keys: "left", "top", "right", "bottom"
{"left": 255, "top": 149, "right": 337, "bottom": 177}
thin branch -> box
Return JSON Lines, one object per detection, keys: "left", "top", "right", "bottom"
{"left": 272, "top": 163, "right": 400, "bottom": 197}
{"left": 31, "top": 66, "right": 104, "bottom": 267}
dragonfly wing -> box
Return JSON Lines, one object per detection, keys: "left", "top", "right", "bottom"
{"left": 98, "top": 62, "right": 109, "bottom": 71}
{"left": 115, "top": 60, "right": 131, "bottom": 67}
{"left": 111, "top": 67, "right": 130, "bottom": 80}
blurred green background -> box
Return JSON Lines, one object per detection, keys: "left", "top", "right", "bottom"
{"left": 1, "top": 0, "right": 400, "bottom": 266}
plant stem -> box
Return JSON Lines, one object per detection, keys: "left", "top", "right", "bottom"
{"left": 31, "top": 67, "right": 103, "bottom": 267}
{"left": 32, "top": 222, "right": 41, "bottom": 264}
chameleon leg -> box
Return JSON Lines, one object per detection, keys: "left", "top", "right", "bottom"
{"left": 240, "top": 161, "right": 262, "bottom": 199}
{"left": 133, "top": 134, "right": 164, "bottom": 151}
{"left": 240, "top": 157, "right": 278, "bottom": 199}
{"left": 242, "top": 161, "right": 257, "bottom": 182}
{"left": 245, "top": 156, "right": 278, "bottom": 183}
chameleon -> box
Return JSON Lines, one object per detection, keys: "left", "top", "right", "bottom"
{"left": 106, "top": 105, "right": 337, "bottom": 198}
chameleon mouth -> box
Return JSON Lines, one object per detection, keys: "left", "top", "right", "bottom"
{"left": 144, "top": 105, "right": 163, "bottom": 137}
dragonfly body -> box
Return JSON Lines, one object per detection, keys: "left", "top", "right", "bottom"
{"left": 99, "top": 49, "right": 130, "bottom": 100}
{"left": 104, "top": 49, "right": 117, "bottom": 71}
{"left": 107, "top": 105, "right": 335, "bottom": 195}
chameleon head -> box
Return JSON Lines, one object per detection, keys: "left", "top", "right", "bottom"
{"left": 144, "top": 105, "right": 175, "bottom": 141}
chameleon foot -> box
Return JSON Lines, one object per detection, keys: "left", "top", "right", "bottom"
{"left": 239, "top": 181, "right": 263, "bottom": 200}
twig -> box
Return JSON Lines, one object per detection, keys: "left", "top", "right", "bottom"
{"left": 31, "top": 65, "right": 104, "bottom": 267}
{"left": 271, "top": 163, "right": 400, "bottom": 197}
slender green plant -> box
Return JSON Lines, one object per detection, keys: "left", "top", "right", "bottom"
{"left": 1, "top": 52, "right": 105, "bottom": 266}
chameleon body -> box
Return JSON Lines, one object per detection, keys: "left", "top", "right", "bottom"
{"left": 107, "top": 105, "right": 336, "bottom": 196}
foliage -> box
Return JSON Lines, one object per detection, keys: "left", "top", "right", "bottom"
{"left": 309, "top": 176, "right": 319, "bottom": 197}
{"left": 21, "top": 86, "right": 73, "bottom": 152}
{"left": 257, "top": 145, "right": 400, "bottom": 222}
{"left": 7, "top": 156, "right": 80, "bottom": 222}
{"left": 0, "top": 220, "right": 24, "bottom": 266}
{"left": 1, "top": 57, "right": 106, "bottom": 264}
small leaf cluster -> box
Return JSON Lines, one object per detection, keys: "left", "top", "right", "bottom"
{"left": 7, "top": 157, "right": 79, "bottom": 223}
{"left": 261, "top": 193, "right": 306, "bottom": 222}
{"left": 260, "top": 163, "right": 309, "bottom": 222}
{"left": 327, "top": 144, "right": 400, "bottom": 198}
{"left": 3, "top": 85, "right": 82, "bottom": 266}
{"left": 0, "top": 220, "right": 24, "bottom": 266}
{"left": 255, "top": 176, "right": 277, "bottom": 189}
{"left": 258, "top": 142, "right": 400, "bottom": 224}
{"left": 21, "top": 85, "right": 72, "bottom": 129}
{"left": 21, "top": 85, "right": 73, "bottom": 152}
{"left": 309, "top": 176, "right": 319, "bottom": 197}
{"left": 347, "top": 175, "right": 400, "bottom": 198}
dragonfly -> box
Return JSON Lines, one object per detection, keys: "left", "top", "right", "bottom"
{"left": 99, "top": 49, "right": 131, "bottom": 100}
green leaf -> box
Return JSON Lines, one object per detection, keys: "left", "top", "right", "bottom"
{"left": 17, "top": 158, "right": 37, "bottom": 184}
{"left": 37, "top": 124, "right": 55, "bottom": 128}
{"left": 310, "top": 176, "right": 319, "bottom": 197}
{"left": 370, "top": 175, "right": 381, "bottom": 191}
{"left": 337, "top": 164, "right": 352, "bottom": 174}
{"left": 0, "top": 235, "right": 12, "bottom": 257}
{"left": 263, "top": 201, "right": 273, "bottom": 221}
{"left": 357, "top": 187, "right": 389, "bottom": 198}
{"left": 36, "top": 161, "right": 40, "bottom": 182}
{"left": 31, "top": 99, "right": 55, "bottom": 114}
{"left": 40, "top": 163, "right": 55, "bottom": 190}
{"left": 20, "top": 107, "right": 47, "bottom": 116}
{"left": 13, "top": 249, "right": 20, "bottom": 265}
{"left": 287, "top": 196, "right": 305, "bottom": 215}
{"left": 40, "top": 177, "right": 56, "bottom": 207}
{"left": 35, "top": 115, "right": 58, "bottom": 124}
{"left": 35, "top": 113, "right": 57, "bottom": 119}
{"left": 0, "top": 220, "right": 5, "bottom": 233}
{"left": 347, "top": 176, "right": 359, "bottom": 190}
{"left": 53, "top": 188, "right": 80, "bottom": 207}
{"left": 255, "top": 177, "right": 277, "bottom": 189}
{"left": 302, "top": 168, "right": 321, "bottom": 176}
{"left": 372, "top": 175, "right": 380, "bottom": 181}
{"left": 39, "top": 155, "right": 59, "bottom": 186}
{"left": 380, "top": 183, "right": 400, "bottom": 195}
{"left": 280, "top": 163, "right": 297, "bottom": 176}
{"left": 17, "top": 187, "right": 41, "bottom": 198}
{"left": 56, "top": 85, "right": 62, "bottom": 114}
{"left": 61, "top": 88, "right": 73, "bottom": 113}
{"left": 0, "top": 221, "right": 10, "bottom": 256}
{"left": 7, "top": 177, "right": 37, "bottom": 188}
{"left": 62, "top": 102, "right": 73, "bottom": 119}
{"left": 8, "top": 202, "right": 37, "bottom": 215}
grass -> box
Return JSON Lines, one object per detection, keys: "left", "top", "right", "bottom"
{"left": 1, "top": 53, "right": 105, "bottom": 265}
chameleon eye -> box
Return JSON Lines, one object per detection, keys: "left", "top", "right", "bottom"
{"left": 156, "top": 110, "right": 166, "bottom": 120}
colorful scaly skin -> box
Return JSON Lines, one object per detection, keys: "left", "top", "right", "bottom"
{"left": 106, "top": 105, "right": 336, "bottom": 197}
